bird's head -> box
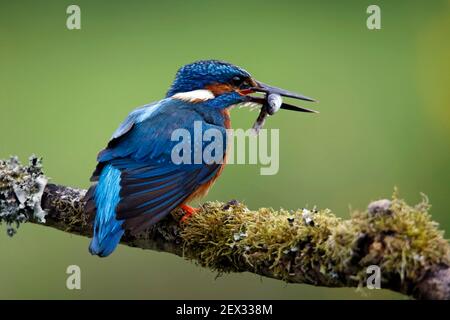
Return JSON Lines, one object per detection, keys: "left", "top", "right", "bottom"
{"left": 166, "top": 60, "right": 317, "bottom": 113}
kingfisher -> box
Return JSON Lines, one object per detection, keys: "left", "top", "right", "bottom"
{"left": 85, "top": 60, "right": 316, "bottom": 257}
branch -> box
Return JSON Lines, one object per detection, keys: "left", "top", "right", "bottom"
{"left": 1, "top": 156, "right": 450, "bottom": 300}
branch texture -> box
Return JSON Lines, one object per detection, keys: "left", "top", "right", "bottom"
{"left": 1, "top": 156, "right": 450, "bottom": 300}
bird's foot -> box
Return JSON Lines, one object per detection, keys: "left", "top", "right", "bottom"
{"left": 180, "top": 204, "right": 199, "bottom": 223}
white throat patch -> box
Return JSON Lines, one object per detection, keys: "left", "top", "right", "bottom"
{"left": 230, "top": 101, "right": 262, "bottom": 110}
{"left": 172, "top": 89, "right": 215, "bottom": 103}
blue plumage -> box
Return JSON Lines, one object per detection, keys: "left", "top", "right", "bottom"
{"left": 85, "top": 59, "right": 315, "bottom": 257}
{"left": 85, "top": 88, "right": 232, "bottom": 256}
{"left": 166, "top": 60, "right": 251, "bottom": 97}
{"left": 88, "top": 165, "right": 124, "bottom": 257}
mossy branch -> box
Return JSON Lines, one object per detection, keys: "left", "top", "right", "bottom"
{"left": 1, "top": 156, "right": 450, "bottom": 300}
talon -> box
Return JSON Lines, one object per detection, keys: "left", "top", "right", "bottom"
{"left": 180, "top": 204, "right": 199, "bottom": 223}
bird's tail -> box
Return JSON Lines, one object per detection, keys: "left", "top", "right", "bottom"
{"left": 88, "top": 164, "right": 124, "bottom": 257}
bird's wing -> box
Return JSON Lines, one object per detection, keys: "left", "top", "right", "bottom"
{"left": 91, "top": 99, "right": 179, "bottom": 180}
{"left": 88, "top": 98, "right": 227, "bottom": 233}
{"left": 110, "top": 102, "right": 161, "bottom": 145}
{"left": 111, "top": 159, "right": 222, "bottom": 233}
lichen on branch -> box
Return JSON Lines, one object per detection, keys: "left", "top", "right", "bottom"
{"left": 0, "top": 155, "right": 47, "bottom": 236}
{"left": 1, "top": 155, "right": 450, "bottom": 299}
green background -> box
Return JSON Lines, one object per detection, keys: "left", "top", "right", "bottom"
{"left": 1, "top": 0, "right": 449, "bottom": 299}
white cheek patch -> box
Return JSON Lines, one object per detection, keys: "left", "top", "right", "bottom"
{"left": 172, "top": 89, "right": 215, "bottom": 103}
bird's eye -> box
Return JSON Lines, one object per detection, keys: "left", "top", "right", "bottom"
{"left": 231, "top": 76, "right": 244, "bottom": 86}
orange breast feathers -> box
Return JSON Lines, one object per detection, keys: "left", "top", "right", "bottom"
{"left": 185, "top": 160, "right": 227, "bottom": 203}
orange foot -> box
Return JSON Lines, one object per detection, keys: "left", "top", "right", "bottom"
{"left": 180, "top": 204, "right": 199, "bottom": 223}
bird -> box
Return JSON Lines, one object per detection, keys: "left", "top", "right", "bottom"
{"left": 85, "top": 60, "right": 316, "bottom": 257}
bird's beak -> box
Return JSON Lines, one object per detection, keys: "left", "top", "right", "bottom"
{"left": 247, "top": 80, "right": 318, "bottom": 113}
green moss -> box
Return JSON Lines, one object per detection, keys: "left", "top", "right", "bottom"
{"left": 328, "top": 192, "right": 450, "bottom": 285}
{"left": 180, "top": 194, "right": 450, "bottom": 286}
{"left": 3, "top": 155, "right": 449, "bottom": 289}
{"left": 180, "top": 201, "right": 340, "bottom": 280}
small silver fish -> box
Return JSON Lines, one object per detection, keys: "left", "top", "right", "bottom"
{"left": 251, "top": 93, "right": 282, "bottom": 135}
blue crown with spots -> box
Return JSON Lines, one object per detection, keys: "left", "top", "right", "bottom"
{"left": 166, "top": 60, "right": 251, "bottom": 97}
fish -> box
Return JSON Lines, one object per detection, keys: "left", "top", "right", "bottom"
{"left": 251, "top": 93, "right": 282, "bottom": 135}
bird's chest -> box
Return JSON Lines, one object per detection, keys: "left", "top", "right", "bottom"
{"left": 220, "top": 109, "right": 231, "bottom": 129}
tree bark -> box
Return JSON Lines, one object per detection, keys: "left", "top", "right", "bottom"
{"left": 1, "top": 156, "right": 450, "bottom": 300}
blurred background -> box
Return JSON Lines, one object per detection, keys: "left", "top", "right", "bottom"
{"left": 0, "top": 0, "right": 449, "bottom": 299}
